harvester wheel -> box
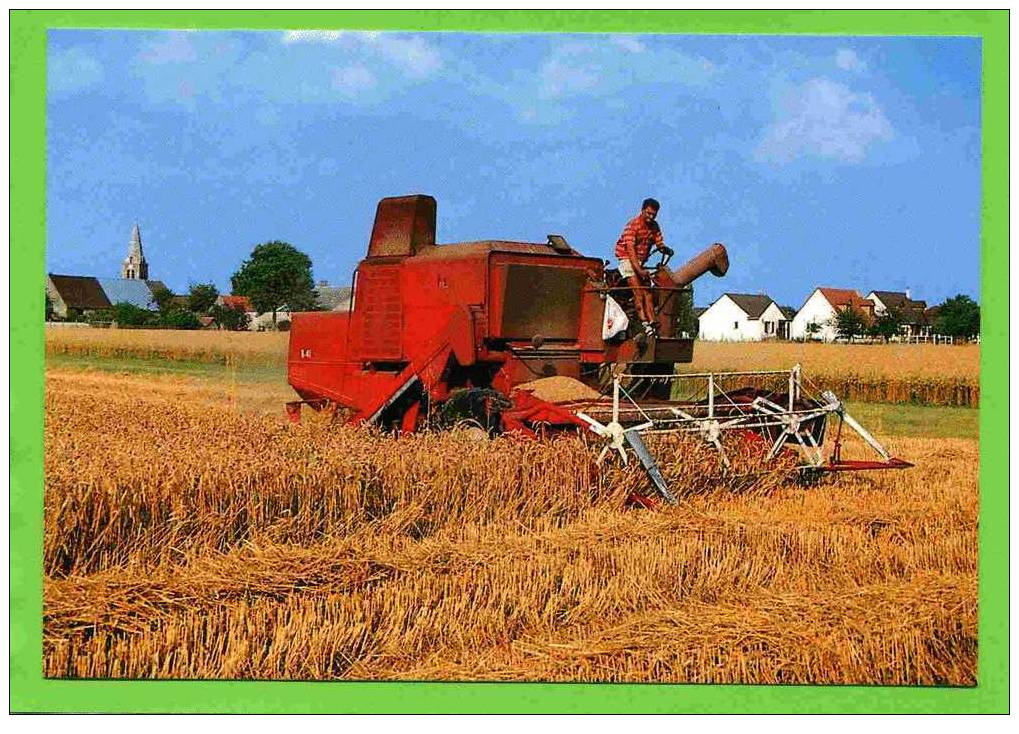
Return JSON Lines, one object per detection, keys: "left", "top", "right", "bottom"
{"left": 452, "top": 419, "right": 490, "bottom": 442}
{"left": 436, "top": 388, "right": 513, "bottom": 434}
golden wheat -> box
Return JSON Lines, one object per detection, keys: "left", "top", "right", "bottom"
{"left": 45, "top": 328, "right": 288, "bottom": 366}
{"left": 43, "top": 372, "right": 977, "bottom": 684}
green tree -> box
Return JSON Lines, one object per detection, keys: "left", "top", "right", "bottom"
{"left": 868, "top": 307, "right": 902, "bottom": 342}
{"left": 210, "top": 303, "right": 251, "bottom": 331}
{"left": 157, "top": 308, "right": 201, "bottom": 330}
{"left": 231, "top": 241, "right": 316, "bottom": 325}
{"left": 934, "top": 294, "right": 980, "bottom": 339}
{"left": 84, "top": 308, "right": 113, "bottom": 326}
{"left": 45, "top": 289, "right": 54, "bottom": 321}
{"left": 111, "top": 301, "right": 155, "bottom": 327}
{"left": 674, "top": 285, "right": 696, "bottom": 337}
{"left": 805, "top": 321, "right": 821, "bottom": 339}
{"left": 832, "top": 306, "right": 868, "bottom": 341}
{"left": 150, "top": 284, "right": 175, "bottom": 312}
{"left": 187, "top": 282, "right": 219, "bottom": 314}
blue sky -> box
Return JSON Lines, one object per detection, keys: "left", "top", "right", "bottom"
{"left": 47, "top": 30, "right": 981, "bottom": 309}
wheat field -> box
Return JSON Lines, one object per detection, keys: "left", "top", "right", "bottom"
{"left": 43, "top": 368, "right": 978, "bottom": 684}
{"left": 45, "top": 328, "right": 980, "bottom": 406}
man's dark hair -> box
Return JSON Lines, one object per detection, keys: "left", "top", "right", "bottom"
{"left": 642, "top": 198, "right": 660, "bottom": 211}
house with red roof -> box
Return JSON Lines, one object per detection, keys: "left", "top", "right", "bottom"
{"left": 789, "top": 287, "right": 876, "bottom": 342}
{"left": 215, "top": 294, "right": 293, "bottom": 331}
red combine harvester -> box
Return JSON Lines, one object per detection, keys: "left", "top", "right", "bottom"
{"left": 288, "top": 195, "right": 910, "bottom": 503}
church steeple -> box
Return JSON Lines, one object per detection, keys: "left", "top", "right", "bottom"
{"left": 121, "top": 222, "right": 149, "bottom": 280}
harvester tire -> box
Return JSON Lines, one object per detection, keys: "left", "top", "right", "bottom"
{"left": 436, "top": 388, "right": 513, "bottom": 434}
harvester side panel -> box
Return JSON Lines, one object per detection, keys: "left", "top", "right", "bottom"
{"left": 354, "top": 264, "right": 403, "bottom": 361}
{"left": 487, "top": 252, "right": 602, "bottom": 342}
{"left": 401, "top": 251, "right": 488, "bottom": 309}
{"left": 288, "top": 311, "right": 360, "bottom": 406}
{"left": 578, "top": 285, "right": 609, "bottom": 357}
{"left": 497, "top": 264, "right": 587, "bottom": 340}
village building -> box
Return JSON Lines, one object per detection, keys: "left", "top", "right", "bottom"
{"left": 46, "top": 274, "right": 112, "bottom": 319}
{"left": 47, "top": 224, "right": 169, "bottom": 320}
{"left": 121, "top": 223, "right": 149, "bottom": 280}
{"left": 865, "top": 290, "right": 930, "bottom": 337}
{"left": 215, "top": 294, "right": 286, "bottom": 331}
{"left": 698, "top": 293, "right": 788, "bottom": 342}
{"left": 96, "top": 277, "right": 166, "bottom": 311}
{"left": 314, "top": 281, "right": 353, "bottom": 312}
{"left": 789, "top": 287, "right": 876, "bottom": 342}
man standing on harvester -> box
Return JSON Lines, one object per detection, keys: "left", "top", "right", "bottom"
{"left": 616, "top": 198, "right": 674, "bottom": 337}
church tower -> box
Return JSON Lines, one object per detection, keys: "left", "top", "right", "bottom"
{"left": 121, "top": 223, "right": 149, "bottom": 280}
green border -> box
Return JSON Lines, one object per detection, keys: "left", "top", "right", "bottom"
{"left": 11, "top": 10, "right": 1008, "bottom": 713}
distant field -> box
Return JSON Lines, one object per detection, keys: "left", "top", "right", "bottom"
{"left": 686, "top": 340, "right": 979, "bottom": 380}
{"left": 45, "top": 328, "right": 979, "bottom": 377}
{"left": 45, "top": 328, "right": 288, "bottom": 366}
{"left": 46, "top": 328, "right": 980, "bottom": 407}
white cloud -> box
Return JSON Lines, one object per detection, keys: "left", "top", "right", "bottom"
{"left": 363, "top": 33, "right": 442, "bottom": 78}
{"left": 139, "top": 32, "right": 197, "bottom": 64}
{"left": 539, "top": 55, "right": 600, "bottom": 98}
{"left": 282, "top": 30, "right": 346, "bottom": 44}
{"left": 756, "top": 77, "right": 892, "bottom": 164}
{"left": 332, "top": 65, "right": 377, "bottom": 94}
{"left": 532, "top": 39, "right": 713, "bottom": 102}
{"left": 835, "top": 48, "right": 867, "bottom": 72}
{"left": 609, "top": 35, "right": 646, "bottom": 53}
{"left": 49, "top": 46, "right": 104, "bottom": 96}
{"left": 280, "top": 30, "right": 442, "bottom": 78}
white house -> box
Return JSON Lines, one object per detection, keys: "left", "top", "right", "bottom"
{"left": 790, "top": 287, "right": 876, "bottom": 342}
{"left": 698, "top": 293, "right": 787, "bottom": 342}
{"left": 865, "top": 290, "right": 930, "bottom": 337}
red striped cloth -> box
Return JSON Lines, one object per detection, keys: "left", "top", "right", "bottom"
{"left": 614, "top": 213, "right": 664, "bottom": 264}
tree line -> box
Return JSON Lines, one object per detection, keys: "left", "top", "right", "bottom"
{"left": 828, "top": 295, "right": 981, "bottom": 341}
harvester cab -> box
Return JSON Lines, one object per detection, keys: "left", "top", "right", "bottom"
{"left": 287, "top": 194, "right": 912, "bottom": 503}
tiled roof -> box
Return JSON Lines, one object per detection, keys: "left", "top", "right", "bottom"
{"left": 818, "top": 287, "right": 873, "bottom": 310}
{"left": 219, "top": 295, "right": 254, "bottom": 312}
{"left": 869, "top": 291, "right": 927, "bottom": 322}
{"left": 96, "top": 278, "right": 159, "bottom": 310}
{"left": 723, "top": 293, "right": 777, "bottom": 320}
{"left": 869, "top": 291, "right": 910, "bottom": 309}
{"left": 315, "top": 285, "right": 353, "bottom": 311}
{"left": 48, "top": 274, "right": 111, "bottom": 311}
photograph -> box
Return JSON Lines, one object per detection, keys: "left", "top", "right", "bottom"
{"left": 11, "top": 9, "right": 1007, "bottom": 715}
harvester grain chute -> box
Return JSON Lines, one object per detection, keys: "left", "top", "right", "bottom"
{"left": 287, "top": 194, "right": 911, "bottom": 503}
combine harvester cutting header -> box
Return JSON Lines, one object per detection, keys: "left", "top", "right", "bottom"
{"left": 287, "top": 195, "right": 910, "bottom": 503}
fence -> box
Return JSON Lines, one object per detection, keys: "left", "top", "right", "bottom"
{"left": 895, "top": 334, "right": 956, "bottom": 345}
